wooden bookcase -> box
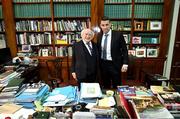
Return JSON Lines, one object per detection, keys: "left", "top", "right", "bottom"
{"left": 1, "top": 0, "right": 173, "bottom": 83}
{"left": 0, "top": 2, "right": 6, "bottom": 49}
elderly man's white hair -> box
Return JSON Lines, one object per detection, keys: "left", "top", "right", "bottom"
{"left": 81, "top": 28, "right": 95, "bottom": 38}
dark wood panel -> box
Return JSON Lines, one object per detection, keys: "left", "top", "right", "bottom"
{"left": 122, "top": 57, "right": 166, "bottom": 82}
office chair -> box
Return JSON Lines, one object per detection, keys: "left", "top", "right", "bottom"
{"left": 46, "top": 57, "right": 63, "bottom": 89}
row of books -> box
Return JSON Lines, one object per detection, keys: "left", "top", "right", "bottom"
{"left": 111, "top": 21, "right": 131, "bottom": 31}
{"left": 105, "top": 0, "right": 132, "bottom": 3}
{"left": 104, "top": 5, "right": 132, "bottom": 18}
{"left": 14, "top": 4, "right": 51, "bottom": 18}
{"left": 37, "top": 46, "right": 72, "bottom": 57}
{"left": 16, "top": 19, "right": 90, "bottom": 32}
{"left": 54, "top": 4, "right": 90, "bottom": 17}
{"left": 134, "top": 4, "right": 163, "bottom": 19}
{"left": 105, "top": 0, "right": 164, "bottom": 3}
{"left": 54, "top": 19, "right": 90, "bottom": 31}
{"left": 16, "top": 32, "right": 81, "bottom": 45}
{"left": 14, "top": 1, "right": 90, "bottom": 18}
{"left": 55, "top": 33, "right": 81, "bottom": 44}
{"left": 13, "top": 0, "right": 90, "bottom": 2}
{"left": 16, "top": 33, "right": 52, "bottom": 45}
{"left": 134, "top": 0, "right": 164, "bottom": 3}
{"left": 16, "top": 20, "right": 52, "bottom": 32}
{"left": 0, "top": 5, "right": 3, "bottom": 19}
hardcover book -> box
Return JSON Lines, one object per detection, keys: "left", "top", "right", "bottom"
{"left": 131, "top": 96, "right": 174, "bottom": 119}
{"left": 117, "top": 85, "right": 136, "bottom": 98}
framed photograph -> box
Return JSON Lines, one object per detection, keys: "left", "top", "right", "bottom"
{"left": 147, "top": 48, "right": 158, "bottom": 57}
{"left": 132, "top": 36, "right": 141, "bottom": 44}
{"left": 150, "top": 21, "right": 162, "bottom": 30}
{"left": 41, "top": 49, "right": 49, "bottom": 56}
{"left": 128, "top": 50, "right": 136, "bottom": 56}
{"left": 151, "top": 38, "right": 159, "bottom": 44}
{"left": 134, "top": 21, "right": 143, "bottom": 31}
{"left": 22, "top": 45, "right": 31, "bottom": 52}
{"left": 136, "top": 48, "right": 146, "bottom": 57}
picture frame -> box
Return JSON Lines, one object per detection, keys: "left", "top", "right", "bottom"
{"left": 134, "top": 21, "right": 143, "bottom": 31}
{"left": 41, "top": 49, "right": 49, "bottom": 56}
{"left": 150, "top": 21, "right": 162, "bottom": 30}
{"left": 132, "top": 36, "right": 141, "bottom": 44}
{"left": 147, "top": 48, "right": 158, "bottom": 57}
{"left": 128, "top": 50, "right": 136, "bottom": 56}
{"left": 22, "top": 45, "right": 31, "bottom": 52}
{"left": 136, "top": 48, "right": 146, "bottom": 57}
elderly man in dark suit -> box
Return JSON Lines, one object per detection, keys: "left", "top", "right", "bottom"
{"left": 71, "top": 28, "right": 99, "bottom": 90}
{"left": 97, "top": 16, "right": 128, "bottom": 89}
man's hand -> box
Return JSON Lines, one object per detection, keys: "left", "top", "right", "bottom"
{"left": 121, "top": 64, "right": 128, "bottom": 72}
{"left": 72, "top": 72, "right": 77, "bottom": 80}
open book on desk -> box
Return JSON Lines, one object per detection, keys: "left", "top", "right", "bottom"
{"left": 80, "top": 83, "right": 102, "bottom": 99}
{"left": 130, "top": 96, "right": 174, "bottom": 119}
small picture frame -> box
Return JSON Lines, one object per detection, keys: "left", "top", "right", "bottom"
{"left": 134, "top": 21, "right": 143, "bottom": 31}
{"left": 136, "top": 48, "right": 146, "bottom": 57}
{"left": 150, "top": 21, "right": 162, "bottom": 30}
{"left": 41, "top": 49, "right": 49, "bottom": 56}
{"left": 132, "top": 36, "right": 141, "bottom": 44}
{"left": 22, "top": 45, "right": 31, "bottom": 52}
{"left": 151, "top": 38, "right": 159, "bottom": 44}
{"left": 128, "top": 50, "right": 136, "bottom": 56}
{"left": 147, "top": 48, "right": 158, "bottom": 57}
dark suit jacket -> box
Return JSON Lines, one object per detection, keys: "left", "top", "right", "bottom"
{"left": 71, "top": 40, "right": 99, "bottom": 80}
{"left": 97, "top": 30, "right": 128, "bottom": 70}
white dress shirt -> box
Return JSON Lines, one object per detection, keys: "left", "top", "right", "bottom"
{"left": 101, "top": 29, "right": 112, "bottom": 60}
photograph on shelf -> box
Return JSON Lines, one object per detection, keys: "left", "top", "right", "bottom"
{"left": 41, "top": 49, "right": 49, "bottom": 56}
{"left": 135, "top": 48, "right": 146, "bottom": 57}
{"left": 150, "top": 21, "right": 162, "bottom": 30}
{"left": 134, "top": 21, "right": 143, "bottom": 31}
{"left": 147, "top": 48, "right": 158, "bottom": 57}
{"left": 128, "top": 50, "right": 136, "bottom": 56}
{"left": 22, "top": 45, "right": 31, "bottom": 52}
{"left": 151, "top": 38, "right": 159, "bottom": 44}
{"left": 132, "top": 36, "right": 141, "bottom": 44}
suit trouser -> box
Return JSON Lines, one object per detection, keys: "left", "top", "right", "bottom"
{"left": 100, "top": 60, "right": 121, "bottom": 89}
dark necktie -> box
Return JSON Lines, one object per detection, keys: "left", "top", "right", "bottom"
{"left": 86, "top": 42, "right": 93, "bottom": 55}
{"left": 102, "top": 34, "right": 108, "bottom": 60}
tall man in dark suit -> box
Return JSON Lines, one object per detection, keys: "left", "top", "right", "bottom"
{"left": 71, "top": 28, "right": 99, "bottom": 90}
{"left": 97, "top": 16, "right": 128, "bottom": 89}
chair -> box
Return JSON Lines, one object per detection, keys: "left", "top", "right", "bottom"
{"left": 46, "top": 57, "right": 63, "bottom": 89}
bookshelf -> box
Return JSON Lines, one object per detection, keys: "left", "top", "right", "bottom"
{"left": 1, "top": 0, "right": 173, "bottom": 82}
{"left": 0, "top": 2, "right": 6, "bottom": 49}
{"left": 102, "top": 0, "right": 172, "bottom": 81}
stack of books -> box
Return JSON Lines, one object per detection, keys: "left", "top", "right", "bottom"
{"left": 130, "top": 96, "right": 174, "bottom": 119}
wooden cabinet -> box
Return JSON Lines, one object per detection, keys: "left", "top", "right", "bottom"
{"left": 1, "top": 0, "right": 173, "bottom": 82}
